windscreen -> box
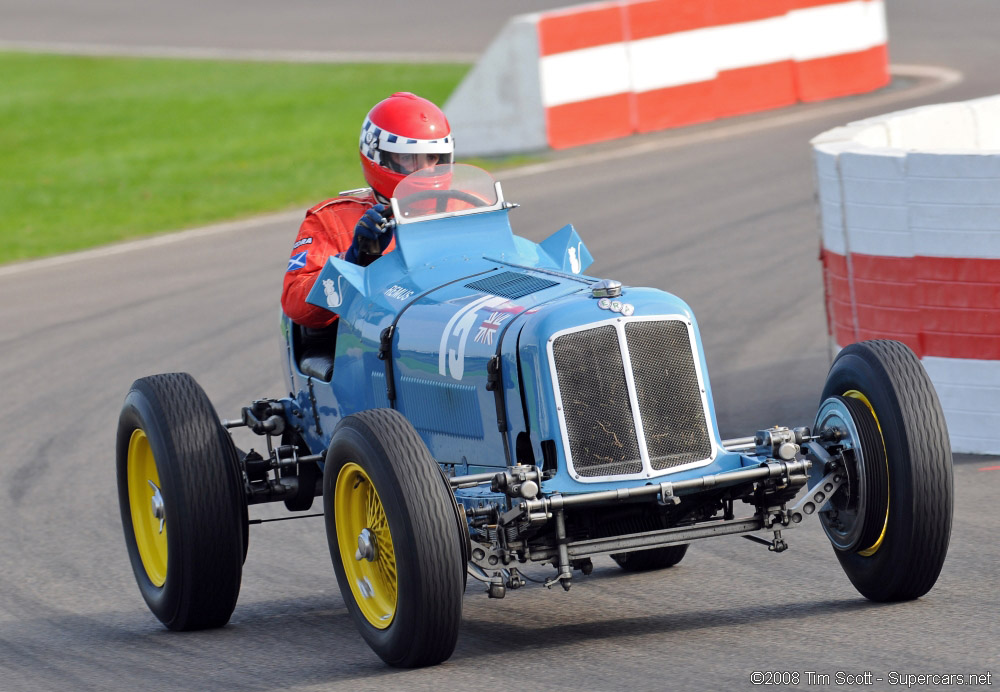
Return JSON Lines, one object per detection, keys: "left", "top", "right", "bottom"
{"left": 392, "top": 164, "right": 499, "bottom": 222}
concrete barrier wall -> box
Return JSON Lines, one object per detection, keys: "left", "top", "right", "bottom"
{"left": 812, "top": 95, "right": 1000, "bottom": 453}
{"left": 447, "top": 0, "right": 888, "bottom": 156}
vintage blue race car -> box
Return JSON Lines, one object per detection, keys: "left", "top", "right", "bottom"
{"left": 116, "top": 164, "right": 954, "bottom": 668}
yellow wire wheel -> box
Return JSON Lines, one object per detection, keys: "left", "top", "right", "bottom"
{"left": 335, "top": 462, "right": 397, "bottom": 628}
{"left": 324, "top": 409, "right": 465, "bottom": 667}
{"left": 127, "top": 428, "right": 168, "bottom": 587}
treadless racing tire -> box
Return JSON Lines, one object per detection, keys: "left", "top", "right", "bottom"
{"left": 116, "top": 373, "right": 246, "bottom": 630}
{"left": 324, "top": 409, "right": 464, "bottom": 668}
{"left": 817, "top": 340, "right": 953, "bottom": 602}
{"left": 611, "top": 544, "right": 688, "bottom": 572}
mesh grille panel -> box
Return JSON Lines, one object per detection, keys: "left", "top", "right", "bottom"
{"left": 552, "top": 325, "right": 642, "bottom": 477}
{"left": 625, "top": 321, "right": 712, "bottom": 470}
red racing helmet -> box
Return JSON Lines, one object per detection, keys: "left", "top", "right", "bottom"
{"left": 358, "top": 92, "right": 454, "bottom": 201}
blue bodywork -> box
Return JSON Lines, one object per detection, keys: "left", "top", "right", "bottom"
{"left": 279, "top": 174, "right": 754, "bottom": 507}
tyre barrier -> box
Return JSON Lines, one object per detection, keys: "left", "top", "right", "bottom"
{"left": 811, "top": 94, "right": 1000, "bottom": 454}
{"left": 446, "top": 0, "right": 888, "bottom": 157}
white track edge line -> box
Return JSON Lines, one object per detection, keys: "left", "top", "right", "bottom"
{"left": 0, "top": 211, "right": 304, "bottom": 278}
{"left": 0, "top": 39, "right": 478, "bottom": 64}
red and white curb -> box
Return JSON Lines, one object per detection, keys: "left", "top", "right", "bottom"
{"left": 447, "top": 0, "right": 889, "bottom": 156}
{"left": 813, "top": 94, "right": 1000, "bottom": 454}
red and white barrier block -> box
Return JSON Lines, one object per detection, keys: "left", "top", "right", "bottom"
{"left": 812, "top": 95, "right": 1000, "bottom": 454}
{"left": 446, "top": 0, "right": 888, "bottom": 156}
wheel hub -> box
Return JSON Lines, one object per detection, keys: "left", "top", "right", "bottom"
{"left": 813, "top": 395, "right": 888, "bottom": 552}
{"left": 148, "top": 480, "right": 165, "bottom": 534}
{"left": 355, "top": 527, "right": 377, "bottom": 562}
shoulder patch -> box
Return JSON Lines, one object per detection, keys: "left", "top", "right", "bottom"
{"left": 287, "top": 251, "right": 308, "bottom": 272}
{"left": 292, "top": 237, "right": 313, "bottom": 250}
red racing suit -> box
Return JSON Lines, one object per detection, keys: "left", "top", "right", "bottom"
{"left": 281, "top": 189, "right": 394, "bottom": 328}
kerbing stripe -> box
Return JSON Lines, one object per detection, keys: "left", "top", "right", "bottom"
{"left": 538, "top": 0, "right": 887, "bottom": 108}
{"left": 540, "top": 43, "right": 631, "bottom": 108}
{"left": 789, "top": 0, "right": 887, "bottom": 62}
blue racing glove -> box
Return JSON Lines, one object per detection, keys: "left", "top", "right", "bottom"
{"left": 345, "top": 204, "right": 393, "bottom": 265}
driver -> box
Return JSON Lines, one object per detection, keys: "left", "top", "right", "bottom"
{"left": 281, "top": 92, "right": 454, "bottom": 328}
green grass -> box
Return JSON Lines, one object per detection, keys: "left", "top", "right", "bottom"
{"left": 0, "top": 53, "right": 469, "bottom": 264}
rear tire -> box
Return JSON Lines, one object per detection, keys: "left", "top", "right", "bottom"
{"left": 116, "top": 373, "right": 245, "bottom": 630}
{"left": 611, "top": 545, "right": 688, "bottom": 572}
{"left": 324, "top": 409, "right": 463, "bottom": 667}
{"left": 817, "top": 340, "right": 953, "bottom": 601}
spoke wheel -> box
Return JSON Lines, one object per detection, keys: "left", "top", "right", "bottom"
{"left": 334, "top": 463, "right": 398, "bottom": 628}
{"left": 325, "top": 409, "right": 464, "bottom": 668}
{"left": 817, "top": 340, "right": 953, "bottom": 602}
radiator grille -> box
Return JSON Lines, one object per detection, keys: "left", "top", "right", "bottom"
{"left": 551, "top": 325, "right": 643, "bottom": 477}
{"left": 625, "top": 321, "right": 712, "bottom": 470}
{"left": 551, "top": 319, "right": 712, "bottom": 479}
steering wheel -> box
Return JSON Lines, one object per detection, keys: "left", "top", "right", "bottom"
{"left": 396, "top": 188, "right": 488, "bottom": 212}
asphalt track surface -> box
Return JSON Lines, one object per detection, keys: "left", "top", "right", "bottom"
{"left": 1, "top": 2, "right": 998, "bottom": 690}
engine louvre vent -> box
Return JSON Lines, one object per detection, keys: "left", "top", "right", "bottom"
{"left": 465, "top": 271, "right": 558, "bottom": 300}
{"left": 551, "top": 325, "right": 643, "bottom": 477}
{"left": 397, "top": 376, "right": 483, "bottom": 439}
{"left": 625, "top": 321, "right": 712, "bottom": 470}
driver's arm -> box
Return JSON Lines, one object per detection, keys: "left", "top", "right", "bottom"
{"left": 281, "top": 205, "right": 355, "bottom": 328}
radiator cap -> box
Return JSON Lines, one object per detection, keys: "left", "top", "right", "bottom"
{"left": 591, "top": 279, "right": 622, "bottom": 299}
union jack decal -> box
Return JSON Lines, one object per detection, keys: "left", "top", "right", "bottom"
{"left": 474, "top": 311, "right": 512, "bottom": 345}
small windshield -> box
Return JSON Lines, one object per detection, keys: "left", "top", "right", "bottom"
{"left": 392, "top": 164, "right": 500, "bottom": 222}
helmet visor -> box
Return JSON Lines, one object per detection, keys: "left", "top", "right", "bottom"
{"left": 384, "top": 151, "right": 454, "bottom": 175}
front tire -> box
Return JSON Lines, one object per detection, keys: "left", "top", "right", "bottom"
{"left": 817, "top": 340, "right": 953, "bottom": 602}
{"left": 116, "top": 373, "right": 245, "bottom": 630}
{"left": 324, "top": 409, "right": 464, "bottom": 668}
